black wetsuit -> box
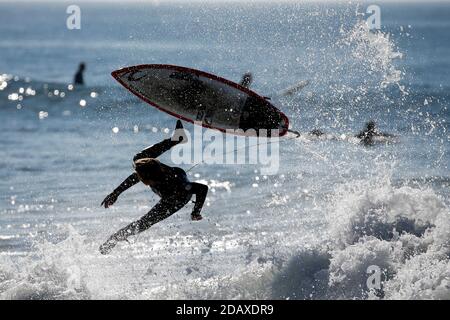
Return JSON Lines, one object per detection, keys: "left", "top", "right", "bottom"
{"left": 74, "top": 70, "right": 84, "bottom": 85}
{"left": 100, "top": 137, "right": 208, "bottom": 252}
{"left": 356, "top": 129, "right": 394, "bottom": 146}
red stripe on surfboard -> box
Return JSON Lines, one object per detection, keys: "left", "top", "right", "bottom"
{"left": 111, "top": 64, "right": 289, "bottom": 137}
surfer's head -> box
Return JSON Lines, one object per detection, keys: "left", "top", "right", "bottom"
{"left": 365, "top": 120, "right": 376, "bottom": 132}
{"left": 78, "top": 63, "right": 86, "bottom": 72}
{"left": 134, "top": 158, "right": 164, "bottom": 184}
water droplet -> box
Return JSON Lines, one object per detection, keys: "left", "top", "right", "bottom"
{"left": 8, "top": 93, "right": 19, "bottom": 101}
{"left": 38, "top": 111, "right": 49, "bottom": 120}
{"left": 25, "top": 87, "right": 36, "bottom": 96}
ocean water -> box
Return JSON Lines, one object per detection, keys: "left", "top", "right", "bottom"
{"left": 0, "top": 1, "right": 449, "bottom": 299}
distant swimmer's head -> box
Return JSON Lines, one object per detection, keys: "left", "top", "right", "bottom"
{"left": 365, "top": 120, "right": 376, "bottom": 131}
{"left": 134, "top": 158, "right": 164, "bottom": 184}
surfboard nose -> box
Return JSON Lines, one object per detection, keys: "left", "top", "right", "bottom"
{"left": 111, "top": 68, "right": 126, "bottom": 80}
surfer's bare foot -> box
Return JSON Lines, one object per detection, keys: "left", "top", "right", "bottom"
{"left": 172, "top": 120, "right": 188, "bottom": 144}
{"left": 191, "top": 213, "right": 203, "bottom": 221}
{"left": 99, "top": 238, "right": 118, "bottom": 255}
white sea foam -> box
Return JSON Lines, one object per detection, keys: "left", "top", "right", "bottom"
{"left": 268, "top": 175, "right": 450, "bottom": 300}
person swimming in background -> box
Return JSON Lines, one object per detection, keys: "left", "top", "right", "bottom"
{"left": 355, "top": 120, "right": 395, "bottom": 146}
{"left": 308, "top": 121, "right": 395, "bottom": 145}
{"left": 99, "top": 120, "right": 208, "bottom": 255}
{"left": 309, "top": 129, "right": 325, "bottom": 137}
{"left": 239, "top": 72, "right": 253, "bottom": 88}
{"left": 74, "top": 62, "right": 85, "bottom": 85}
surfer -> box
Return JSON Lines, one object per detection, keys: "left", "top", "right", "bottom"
{"left": 356, "top": 120, "right": 394, "bottom": 146}
{"left": 74, "top": 62, "right": 85, "bottom": 85}
{"left": 309, "top": 129, "right": 325, "bottom": 137}
{"left": 239, "top": 72, "right": 253, "bottom": 88}
{"left": 99, "top": 120, "right": 209, "bottom": 255}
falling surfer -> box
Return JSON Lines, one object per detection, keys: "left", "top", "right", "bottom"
{"left": 99, "top": 120, "right": 209, "bottom": 255}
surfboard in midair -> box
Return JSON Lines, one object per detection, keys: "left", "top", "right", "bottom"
{"left": 111, "top": 64, "right": 289, "bottom": 137}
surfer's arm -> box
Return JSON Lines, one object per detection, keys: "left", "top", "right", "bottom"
{"left": 377, "top": 132, "right": 396, "bottom": 138}
{"left": 190, "top": 183, "right": 208, "bottom": 219}
{"left": 113, "top": 173, "right": 140, "bottom": 195}
{"left": 101, "top": 173, "right": 140, "bottom": 208}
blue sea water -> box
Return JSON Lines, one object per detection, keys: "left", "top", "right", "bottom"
{"left": 0, "top": 1, "right": 449, "bottom": 299}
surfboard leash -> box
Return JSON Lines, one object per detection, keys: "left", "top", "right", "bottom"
{"left": 184, "top": 128, "right": 316, "bottom": 173}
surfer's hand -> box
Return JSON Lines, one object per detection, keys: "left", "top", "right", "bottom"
{"left": 101, "top": 192, "right": 118, "bottom": 208}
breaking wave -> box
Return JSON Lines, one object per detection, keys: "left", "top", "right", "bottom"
{"left": 270, "top": 175, "right": 450, "bottom": 300}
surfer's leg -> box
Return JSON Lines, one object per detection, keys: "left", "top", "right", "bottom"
{"left": 137, "top": 196, "right": 191, "bottom": 229}
{"left": 133, "top": 139, "right": 178, "bottom": 161}
{"left": 99, "top": 195, "right": 191, "bottom": 254}
{"left": 133, "top": 120, "right": 186, "bottom": 161}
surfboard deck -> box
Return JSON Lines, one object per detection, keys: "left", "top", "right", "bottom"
{"left": 111, "top": 64, "right": 289, "bottom": 137}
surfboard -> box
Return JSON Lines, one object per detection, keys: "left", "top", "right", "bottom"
{"left": 111, "top": 64, "right": 289, "bottom": 137}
